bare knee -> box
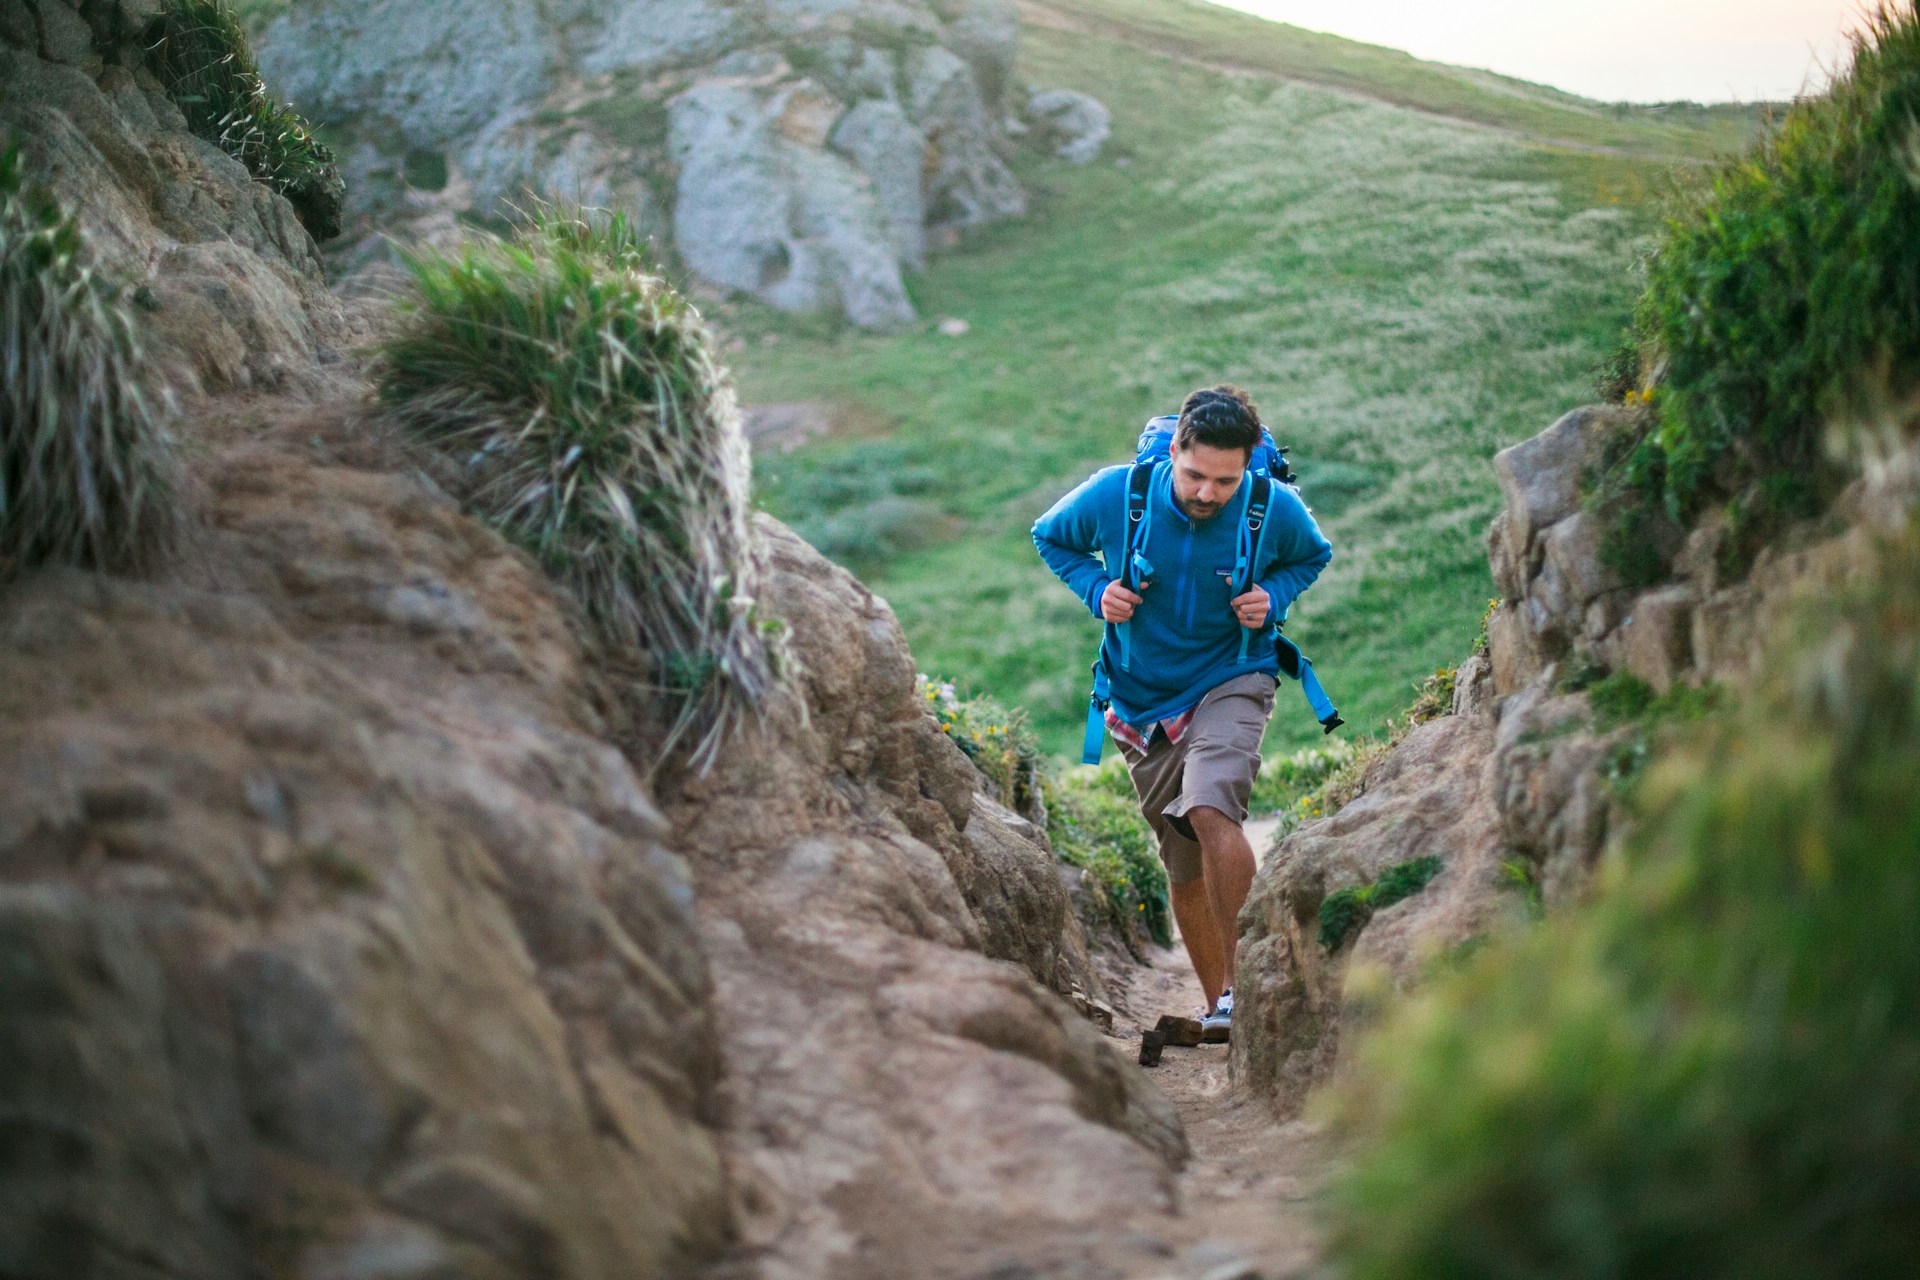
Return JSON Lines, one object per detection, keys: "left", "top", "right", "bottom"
{"left": 1187, "top": 805, "right": 1239, "bottom": 841}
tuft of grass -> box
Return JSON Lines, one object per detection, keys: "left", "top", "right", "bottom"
{"left": 1618, "top": 5, "right": 1920, "bottom": 546}
{"left": 0, "top": 144, "right": 177, "bottom": 578}
{"left": 1322, "top": 514, "right": 1920, "bottom": 1279}
{"left": 147, "top": 0, "right": 344, "bottom": 241}
{"left": 1585, "top": 670, "right": 1727, "bottom": 734}
{"left": 1318, "top": 855, "right": 1444, "bottom": 951}
{"left": 376, "top": 204, "right": 788, "bottom": 773}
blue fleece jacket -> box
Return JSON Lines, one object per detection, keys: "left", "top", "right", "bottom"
{"left": 1031, "top": 460, "right": 1333, "bottom": 727}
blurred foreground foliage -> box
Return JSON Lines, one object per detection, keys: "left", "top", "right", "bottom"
{"left": 1325, "top": 506, "right": 1920, "bottom": 1276}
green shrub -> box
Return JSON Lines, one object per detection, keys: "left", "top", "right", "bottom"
{"left": 1623, "top": 6, "right": 1920, "bottom": 533}
{"left": 918, "top": 675, "right": 1046, "bottom": 815}
{"left": 147, "top": 0, "right": 344, "bottom": 241}
{"left": 0, "top": 144, "right": 177, "bottom": 577}
{"left": 1585, "top": 668, "right": 1726, "bottom": 736}
{"left": 377, "top": 205, "right": 787, "bottom": 772}
{"left": 1050, "top": 756, "right": 1172, "bottom": 948}
{"left": 1584, "top": 669, "right": 1656, "bottom": 726}
{"left": 918, "top": 675, "right": 1172, "bottom": 947}
{"left": 1323, "top": 519, "right": 1920, "bottom": 1278}
{"left": 1318, "top": 855, "right": 1442, "bottom": 951}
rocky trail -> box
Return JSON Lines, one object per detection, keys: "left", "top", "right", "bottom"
{"left": 1093, "top": 943, "right": 1329, "bottom": 1280}
{"left": 6, "top": 6, "right": 1882, "bottom": 1277}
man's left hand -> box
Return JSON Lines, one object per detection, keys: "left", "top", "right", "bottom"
{"left": 1231, "top": 587, "right": 1271, "bottom": 630}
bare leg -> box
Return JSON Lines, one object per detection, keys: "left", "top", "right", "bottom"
{"left": 1188, "top": 806, "right": 1257, "bottom": 993}
{"left": 1170, "top": 878, "right": 1227, "bottom": 1011}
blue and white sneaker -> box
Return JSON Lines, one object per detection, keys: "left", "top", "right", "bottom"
{"left": 1201, "top": 989, "right": 1233, "bottom": 1044}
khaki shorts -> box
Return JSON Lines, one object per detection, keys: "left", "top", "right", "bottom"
{"left": 1120, "top": 673, "right": 1276, "bottom": 886}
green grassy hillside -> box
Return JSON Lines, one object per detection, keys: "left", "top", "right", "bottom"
{"left": 729, "top": 0, "right": 1761, "bottom": 758}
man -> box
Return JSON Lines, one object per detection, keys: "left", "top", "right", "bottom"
{"left": 1032, "top": 386, "right": 1332, "bottom": 1041}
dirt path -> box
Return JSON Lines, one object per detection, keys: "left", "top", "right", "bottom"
{"left": 1087, "top": 941, "right": 1330, "bottom": 1280}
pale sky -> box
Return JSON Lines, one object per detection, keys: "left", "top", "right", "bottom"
{"left": 1210, "top": 0, "right": 1863, "bottom": 102}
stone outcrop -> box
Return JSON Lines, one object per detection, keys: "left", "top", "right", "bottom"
{"left": 1233, "top": 710, "right": 1519, "bottom": 1116}
{"left": 1484, "top": 405, "right": 1887, "bottom": 702}
{"left": 0, "top": 398, "right": 1186, "bottom": 1278}
{"left": 1235, "top": 401, "right": 1912, "bottom": 1117}
{"left": 257, "top": 0, "right": 1101, "bottom": 326}
{"left": 0, "top": 0, "right": 348, "bottom": 390}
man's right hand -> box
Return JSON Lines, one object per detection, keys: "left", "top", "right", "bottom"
{"left": 1100, "top": 581, "right": 1145, "bottom": 622}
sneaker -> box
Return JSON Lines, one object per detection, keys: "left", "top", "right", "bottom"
{"left": 1201, "top": 989, "right": 1233, "bottom": 1044}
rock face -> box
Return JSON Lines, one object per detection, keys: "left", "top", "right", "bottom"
{"left": 1233, "top": 713, "right": 1518, "bottom": 1116}
{"left": 258, "top": 0, "right": 1096, "bottom": 326}
{"left": 1235, "top": 402, "right": 1911, "bottom": 1118}
{"left": 0, "top": 405, "right": 1185, "bottom": 1277}
{"left": 0, "top": 402, "right": 731, "bottom": 1279}
{"left": 2, "top": 18, "right": 1178, "bottom": 1273}
{"left": 0, "top": 0, "right": 347, "bottom": 390}
{"left": 667, "top": 520, "right": 1184, "bottom": 1277}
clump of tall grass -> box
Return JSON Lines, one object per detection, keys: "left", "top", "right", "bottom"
{"left": 147, "top": 0, "right": 343, "bottom": 241}
{"left": 1322, "top": 511, "right": 1920, "bottom": 1276}
{"left": 1605, "top": 4, "right": 1920, "bottom": 570}
{"left": 0, "top": 144, "right": 177, "bottom": 578}
{"left": 377, "top": 205, "right": 787, "bottom": 773}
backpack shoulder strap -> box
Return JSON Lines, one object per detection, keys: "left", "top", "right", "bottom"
{"left": 1121, "top": 460, "right": 1155, "bottom": 590}
{"left": 1238, "top": 474, "right": 1273, "bottom": 595}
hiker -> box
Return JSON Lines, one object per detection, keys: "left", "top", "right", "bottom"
{"left": 1032, "top": 385, "right": 1332, "bottom": 1042}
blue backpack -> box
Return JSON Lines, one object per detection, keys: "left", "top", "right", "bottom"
{"left": 1081, "top": 417, "right": 1343, "bottom": 764}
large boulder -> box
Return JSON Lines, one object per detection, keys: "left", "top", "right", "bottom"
{"left": 0, "top": 401, "right": 730, "bottom": 1279}
{"left": 1232, "top": 713, "right": 1514, "bottom": 1116}
{"left": 259, "top": 0, "right": 1085, "bottom": 326}
{"left": 1027, "top": 88, "right": 1111, "bottom": 164}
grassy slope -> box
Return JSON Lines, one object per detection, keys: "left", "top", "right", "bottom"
{"left": 731, "top": 0, "right": 1757, "bottom": 759}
